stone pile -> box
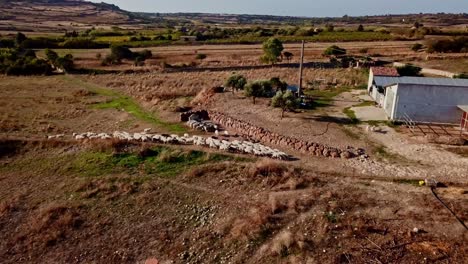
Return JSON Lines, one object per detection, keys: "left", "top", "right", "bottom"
{"left": 208, "top": 111, "right": 363, "bottom": 159}
{"left": 69, "top": 131, "right": 290, "bottom": 160}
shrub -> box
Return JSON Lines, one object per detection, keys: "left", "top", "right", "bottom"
{"left": 396, "top": 64, "right": 422, "bottom": 76}
{"left": 426, "top": 37, "right": 468, "bottom": 53}
{"left": 454, "top": 73, "right": 468, "bottom": 79}
{"left": 0, "top": 48, "right": 53, "bottom": 75}
{"left": 0, "top": 38, "right": 15, "bottom": 48}
{"left": 411, "top": 43, "right": 424, "bottom": 52}
{"left": 59, "top": 38, "right": 106, "bottom": 49}
{"left": 359, "top": 48, "right": 369, "bottom": 54}
{"left": 110, "top": 44, "right": 134, "bottom": 60}
{"left": 195, "top": 53, "right": 207, "bottom": 60}
{"left": 323, "top": 45, "right": 346, "bottom": 56}
{"left": 20, "top": 38, "right": 60, "bottom": 49}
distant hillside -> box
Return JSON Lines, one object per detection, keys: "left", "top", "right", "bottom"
{"left": 0, "top": 0, "right": 143, "bottom": 32}
{"left": 152, "top": 12, "right": 468, "bottom": 27}
{"left": 0, "top": 0, "right": 467, "bottom": 34}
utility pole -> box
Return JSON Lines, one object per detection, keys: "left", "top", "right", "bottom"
{"left": 298, "top": 40, "right": 305, "bottom": 98}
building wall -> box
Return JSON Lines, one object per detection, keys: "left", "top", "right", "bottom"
{"left": 367, "top": 70, "right": 374, "bottom": 94}
{"left": 383, "top": 85, "right": 397, "bottom": 118}
{"left": 391, "top": 84, "right": 468, "bottom": 124}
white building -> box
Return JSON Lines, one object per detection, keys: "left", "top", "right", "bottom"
{"left": 367, "top": 67, "right": 400, "bottom": 107}
{"left": 367, "top": 70, "right": 468, "bottom": 124}
{"left": 382, "top": 77, "right": 468, "bottom": 124}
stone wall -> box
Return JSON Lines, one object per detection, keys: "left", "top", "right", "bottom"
{"left": 207, "top": 111, "right": 363, "bottom": 159}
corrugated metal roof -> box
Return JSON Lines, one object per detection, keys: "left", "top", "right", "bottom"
{"left": 371, "top": 67, "right": 400, "bottom": 77}
{"left": 458, "top": 105, "right": 468, "bottom": 112}
{"left": 373, "top": 76, "right": 468, "bottom": 88}
{"left": 373, "top": 77, "right": 400, "bottom": 87}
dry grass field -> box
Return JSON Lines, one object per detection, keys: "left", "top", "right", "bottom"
{"left": 0, "top": 62, "right": 467, "bottom": 263}
{"left": 1, "top": 11, "right": 468, "bottom": 262}
{"left": 1, "top": 0, "right": 468, "bottom": 262}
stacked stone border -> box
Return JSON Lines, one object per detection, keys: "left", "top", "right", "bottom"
{"left": 206, "top": 110, "right": 363, "bottom": 159}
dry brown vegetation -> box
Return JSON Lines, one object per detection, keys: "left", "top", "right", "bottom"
{"left": 1, "top": 31, "right": 467, "bottom": 262}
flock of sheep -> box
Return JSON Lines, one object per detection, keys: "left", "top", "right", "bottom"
{"left": 69, "top": 130, "right": 290, "bottom": 160}
{"left": 186, "top": 119, "right": 218, "bottom": 133}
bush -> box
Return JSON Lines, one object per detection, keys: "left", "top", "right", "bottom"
{"left": 454, "top": 73, "right": 468, "bottom": 79}
{"left": 0, "top": 38, "right": 15, "bottom": 48}
{"left": 110, "top": 44, "right": 134, "bottom": 60}
{"left": 195, "top": 53, "right": 207, "bottom": 60}
{"left": 20, "top": 38, "right": 59, "bottom": 49}
{"left": 0, "top": 48, "right": 53, "bottom": 75}
{"left": 411, "top": 43, "right": 424, "bottom": 52}
{"left": 397, "top": 64, "right": 422, "bottom": 76}
{"left": 426, "top": 37, "right": 468, "bottom": 53}
{"left": 323, "top": 45, "right": 346, "bottom": 56}
{"left": 59, "top": 38, "right": 107, "bottom": 49}
{"left": 359, "top": 48, "right": 369, "bottom": 53}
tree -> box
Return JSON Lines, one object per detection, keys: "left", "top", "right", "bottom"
{"left": 323, "top": 45, "right": 347, "bottom": 56}
{"left": 45, "top": 49, "right": 58, "bottom": 62}
{"left": 271, "top": 90, "right": 298, "bottom": 118}
{"left": 225, "top": 74, "right": 247, "bottom": 93}
{"left": 357, "top": 24, "right": 364, "bottom": 32}
{"left": 55, "top": 54, "right": 74, "bottom": 72}
{"left": 260, "top": 38, "right": 284, "bottom": 65}
{"left": 325, "top": 24, "right": 334, "bottom": 32}
{"left": 244, "top": 80, "right": 272, "bottom": 104}
{"left": 269, "top": 77, "right": 288, "bottom": 92}
{"left": 110, "top": 44, "right": 134, "bottom": 61}
{"left": 15, "top": 32, "right": 27, "bottom": 46}
{"left": 397, "top": 64, "right": 422, "bottom": 76}
{"left": 283, "top": 51, "right": 293, "bottom": 63}
{"left": 44, "top": 49, "right": 74, "bottom": 72}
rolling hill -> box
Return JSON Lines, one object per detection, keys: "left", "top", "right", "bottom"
{"left": 0, "top": 0, "right": 142, "bottom": 32}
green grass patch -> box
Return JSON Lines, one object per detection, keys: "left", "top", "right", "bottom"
{"left": 305, "top": 86, "right": 352, "bottom": 101}
{"left": 372, "top": 145, "right": 414, "bottom": 164}
{"left": 61, "top": 76, "right": 186, "bottom": 133}
{"left": 69, "top": 146, "right": 235, "bottom": 178}
{"left": 304, "top": 86, "right": 352, "bottom": 110}
{"left": 343, "top": 107, "right": 360, "bottom": 124}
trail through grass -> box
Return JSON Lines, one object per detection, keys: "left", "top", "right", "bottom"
{"left": 62, "top": 75, "right": 186, "bottom": 133}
